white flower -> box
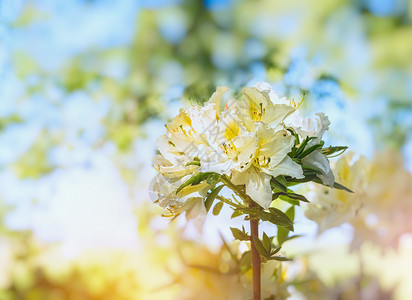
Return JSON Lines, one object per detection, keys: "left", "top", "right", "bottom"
{"left": 199, "top": 107, "right": 258, "bottom": 174}
{"left": 305, "top": 151, "right": 412, "bottom": 250}
{"left": 305, "top": 152, "right": 367, "bottom": 233}
{"left": 285, "top": 111, "right": 330, "bottom": 142}
{"left": 150, "top": 137, "right": 211, "bottom": 220}
{"left": 232, "top": 124, "right": 303, "bottom": 209}
{"left": 286, "top": 111, "right": 334, "bottom": 187}
{"left": 239, "top": 87, "right": 295, "bottom": 131}
{"left": 151, "top": 82, "right": 335, "bottom": 215}
{"left": 302, "top": 150, "right": 334, "bottom": 187}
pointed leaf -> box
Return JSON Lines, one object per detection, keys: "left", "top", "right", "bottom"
{"left": 231, "top": 209, "right": 243, "bottom": 219}
{"left": 270, "top": 246, "right": 281, "bottom": 256}
{"left": 206, "top": 173, "right": 221, "bottom": 185}
{"left": 230, "top": 227, "right": 250, "bottom": 241}
{"left": 278, "top": 196, "right": 299, "bottom": 206}
{"left": 253, "top": 235, "right": 269, "bottom": 258}
{"left": 205, "top": 185, "right": 224, "bottom": 212}
{"left": 302, "top": 164, "right": 322, "bottom": 175}
{"left": 294, "top": 136, "right": 317, "bottom": 157}
{"left": 286, "top": 174, "right": 317, "bottom": 185}
{"left": 262, "top": 232, "right": 272, "bottom": 253}
{"left": 312, "top": 177, "right": 354, "bottom": 193}
{"left": 298, "top": 143, "right": 323, "bottom": 159}
{"left": 259, "top": 208, "right": 293, "bottom": 231}
{"left": 333, "top": 181, "right": 354, "bottom": 193}
{"left": 285, "top": 193, "right": 309, "bottom": 202}
{"left": 271, "top": 178, "right": 287, "bottom": 193}
{"left": 278, "top": 192, "right": 309, "bottom": 205}
{"left": 285, "top": 206, "right": 295, "bottom": 222}
{"left": 286, "top": 128, "right": 300, "bottom": 146}
{"left": 277, "top": 226, "right": 289, "bottom": 246}
{"left": 176, "top": 172, "right": 217, "bottom": 194}
{"left": 269, "top": 256, "right": 292, "bottom": 261}
{"left": 321, "top": 146, "right": 348, "bottom": 157}
{"left": 275, "top": 175, "right": 288, "bottom": 187}
{"left": 239, "top": 251, "right": 252, "bottom": 273}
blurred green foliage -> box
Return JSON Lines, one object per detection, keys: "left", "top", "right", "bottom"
{"left": 0, "top": 0, "right": 412, "bottom": 298}
{"left": 7, "top": 0, "right": 412, "bottom": 180}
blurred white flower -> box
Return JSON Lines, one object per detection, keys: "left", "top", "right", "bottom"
{"left": 305, "top": 151, "right": 412, "bottom": 250}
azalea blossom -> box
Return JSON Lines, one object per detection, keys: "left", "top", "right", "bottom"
{"left": 231, "top": 123, "right": 304, "bottom": 209}
{"left": 150, "top": 82, "right": 338, "bottom": 219}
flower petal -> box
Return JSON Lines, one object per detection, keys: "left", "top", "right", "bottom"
{"left": 265, "top": 156, "right": 304, "bottom": 179}
{"left": 255, "top": 125, "right": 294, "bottom": 166}
{"left": 207, "top": 86, "right": 229, "bottom": 118}
{"left": 302, "top": 150, "right": 334, "bottom": 187}
{"left": 243, "top": 167, "right": 273, "bottom": 209}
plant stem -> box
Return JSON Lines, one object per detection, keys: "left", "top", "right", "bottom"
{"left": 216, "top": 195, "right": 242, "bottom": 209}
{"left": 250, "top": 201, "right": 261, "bottom": 300}
{"left": 357, "top": 249, "right": 364, "bottom": 300}
{"left": 219, "top": 175, "right": 261, "bottom": 299}
{"left": 220, "top": 175, "right": 253, "bottom": 204}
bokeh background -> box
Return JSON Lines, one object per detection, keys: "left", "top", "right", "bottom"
{"left": 0, "top": 0, "right": 411, "bottom": 299}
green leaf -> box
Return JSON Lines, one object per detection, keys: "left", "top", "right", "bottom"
{"left": 205, "top": 185, "right": 224, "bottom": 212}
{"left": 285, "top": 206, "right": 295, "bottom": 222}
{"left": 262, "top": 232, "right": 272, "bottom": 253}
{"left": 270, "top": 246, "right": 281, "bottom": 256}
{"left": 277, "top": 226, "right": 289, "bottom": 246}
{"left": 279, "top": 193, "right": 309, "bottom": 203}
{"left": 230, "top": 226, "right": 250, "bottom": 241}
{"left": 321, "top": 146, "right": 348, "bottom": 157}
{"left": 294, "top": 136, "right": 317, "bottom": 157}
{"left": 286, "top": 174, "right": 317, "bottom": 185}
{"left": 272, "top": 192, "right": 283, "bottom": 200}
{"left": 276, "top": 207, "right": 294, "bottom": 245}
{"left": 333, "top": 181, "right": 354, "bottom": 193}
{"left": 269, "top": 256, "right": 292, "bottom": 261}
{"left": 278, "top": 196, "right": 299, "bottom": 206}
{"left": 259, "top": 208, "right": 293, "bottom": 231}
{"left": 206, "top": 173, "right": 221, "bottom": 185}
{"left": 312, "top": 177, "right": 354, "bottom": 193}
{"left": 298, "top": 143, "right": 323, "bottom": 159}
{"left": 286, "top": 128, "right": 300, "bottom": 146}
{"left": 185, "top": 161, "right": 201, "bottom": 167}
{"left": 239, "top": 251, "right": 252, "bottom": 273}
{"left": 253, "top": 235, "right": 269, "bottom": 258}
{"left": 271, "top": 178, "right": 287, "bottom": 193}
{"left": 212, "top": 201, "right": 224, "bottom": 216}
{"left": 302, "top": 164, "right": 322, "bottom": 175}
{"left": 275, "top": 175, "right": 287, "bottom": 187}
{"left": 231, "top": 209, "right": 243, "bottom": 219}
{"left": 176, "top": 172, "right": 217, "bottom": 194}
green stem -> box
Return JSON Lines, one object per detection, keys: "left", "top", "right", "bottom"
{"left": 219, "top": 175, "right": 253, "bottom": 204}
{"left": 250, "top": 201, "right": 261, "bottom": 300}
{"left": 220, "top": 175, "right": 261, "bottom": 300}
{"left": 216, "top": 195, "right": 242, "bottom": 209}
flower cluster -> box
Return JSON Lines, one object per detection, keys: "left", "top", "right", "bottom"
{"left": 150, "top": 82, "right": 345, "bottom": 220}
